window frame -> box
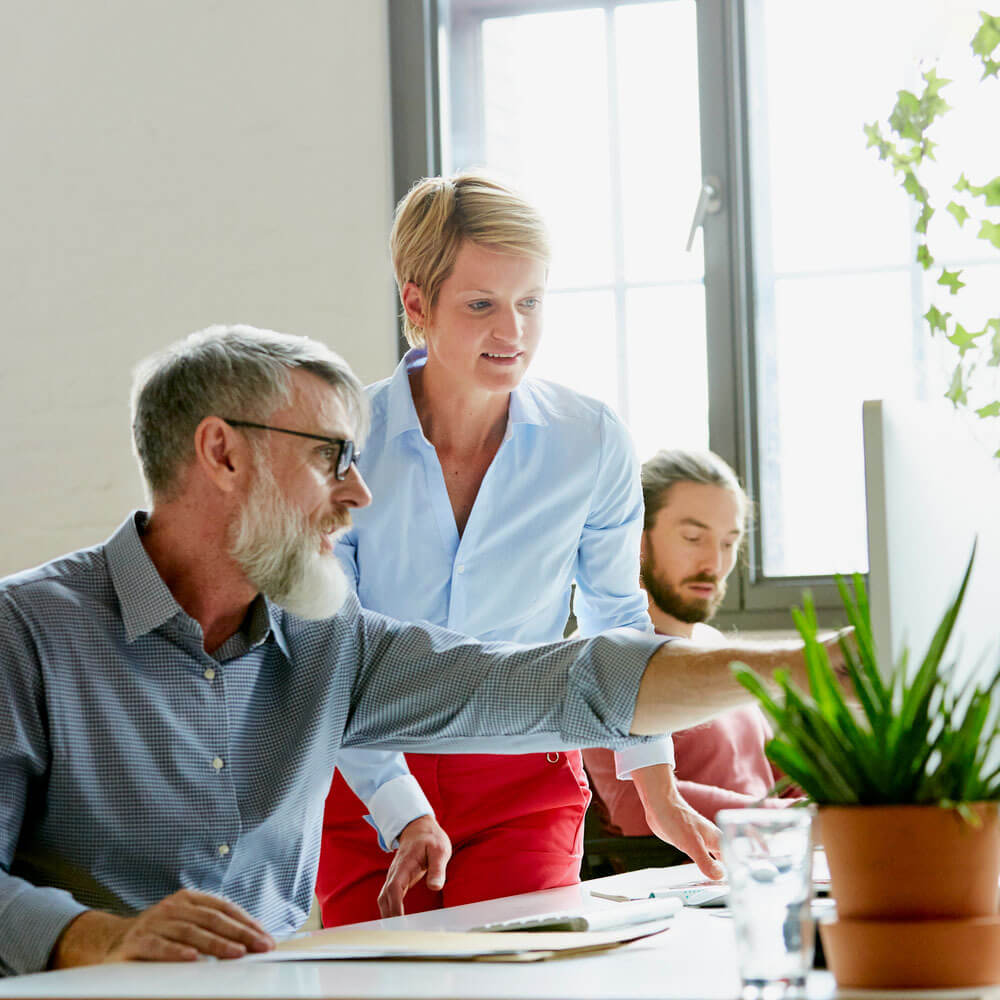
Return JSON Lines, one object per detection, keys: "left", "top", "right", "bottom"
{"left": 387, "top": 0, "right": 847, "bottom": 628}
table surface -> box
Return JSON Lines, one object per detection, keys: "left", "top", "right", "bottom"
{"left": 0, "top": 864, "right": 846, "bottom": 1000}
{"left": 13, "top": 863, "right": 997, "bottom": 1000}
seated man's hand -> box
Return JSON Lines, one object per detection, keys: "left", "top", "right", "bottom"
{"left": 50, "top": 890, "right": 275, "bottom": 967}
{"left": 631, "top": 764, "right": 724, "bottom": 880}
{"left": 377, "top": 814, "right": 452, "bottom": 917}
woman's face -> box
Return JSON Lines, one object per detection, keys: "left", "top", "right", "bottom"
{"left": 406, "top": 241, "right": 546, "bottom": 398}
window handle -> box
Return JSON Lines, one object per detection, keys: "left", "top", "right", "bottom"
{"left": 685, "top": 175, "right": 722, "bottom": 251}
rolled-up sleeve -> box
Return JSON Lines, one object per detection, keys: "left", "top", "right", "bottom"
{"left": 335, "top": 753, "right": 434, "bottom": 849}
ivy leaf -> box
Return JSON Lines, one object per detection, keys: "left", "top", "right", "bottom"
{"left": 915, "top": 204, "right": 934, "bottom": 234}
{"left": 889, "top": 90, "right": 925, "bottom": 140}
{"left": 977, "top": 219, "right": 1000, "bottom": 250}
{"left": 955, "top": 173, "right": 972, "bottom": 193}
{"left": 916, "top": 244, "right": 934, "bottom": 269}
{"left": 969, "top": 176, "right": 1000, "bottom": 206}
{"left": 946, "top": 362, "right": 969, "bottom": 405}
{"left": 948, "top": 323, "right": 984, "bottom": 357}
{"left": 982, "top": 58, "right": 1000, "bottom": 81}
{"left": 938, "top": 268, "right": 966, "bottom": 295}
{"left": 924, "top": 304, "right": 951, "bottom": 335}
{"left": 976, "top": 401, "right": 1000, "bottom": 419}
{"left": 971, "top": 13, "right": 1000, "bottom": 61}
{"left": 863, "top": 122, "right": 883, "bottom": 148}
{"left": 921, "top": 137, "right": 938, "bottom": 161}
{"left": 947, "top": 201, "right": 970, "bottom": 226}
{"left": 922, "top": 67, "right": 952, "bottom": 97}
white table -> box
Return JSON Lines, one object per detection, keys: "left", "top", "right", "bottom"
{"left": 0, "top": 865, "right": 838, "bottom": 999}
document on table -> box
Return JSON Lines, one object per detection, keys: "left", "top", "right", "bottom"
{"left": 241, "top": 922, "right": 673, "bottom": 963}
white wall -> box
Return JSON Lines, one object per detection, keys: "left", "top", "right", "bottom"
{"left": 0, "top": 1, "right": 398, "bottom": 575}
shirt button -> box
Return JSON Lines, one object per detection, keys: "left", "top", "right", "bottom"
{"left": 204, "top": 668, "right": 216, "bottom": 681}
{"left": 456, "top": 565, "right": 465, "bottom": 574}
{"left": 218, "top": 844, "right": 230, "bottom": 856}
{"left": 212, "top": 757, "right": 224, "bottom": 771}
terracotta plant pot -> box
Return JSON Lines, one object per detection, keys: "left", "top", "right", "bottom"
{"left": 819, "top": 915, "right": 1000, "bottom": 988}
{"left": 817, "top": 802, "right": 1000, "bottom": 920}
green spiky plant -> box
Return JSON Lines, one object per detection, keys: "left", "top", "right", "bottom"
{"left": 733, "top": 547, "right": 1000, "bottom": 811}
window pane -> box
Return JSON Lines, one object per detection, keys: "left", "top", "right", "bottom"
{"left": 752, "top": 0, "right": 917, "bottom": 274}
{"left": 616, "top": 1, "right": 703, "bottom": 284}
{"left": 626, "top": 284, "right": 709, "bottom": 462}
{"left": 757, "top": 272, "right": 921, "bottom": 577}
{"left": 747, "top": 0, "right": 993, "bottom": 577}
{"left": 479, "top": 10, "right": 614, "bottom": 288}
{"left": 530, "top": 290, "right": 618, "bottom": 405}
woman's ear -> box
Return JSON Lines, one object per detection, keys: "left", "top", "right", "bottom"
{"left": 401, "top": 282, "right": 430, "bottom": 331}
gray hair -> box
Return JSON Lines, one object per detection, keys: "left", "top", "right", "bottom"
{"left": 641, "top": 449, "right": 750, "bottom": 533}
{"left": 131, "top": 324, "right": 368, "bottom": 498}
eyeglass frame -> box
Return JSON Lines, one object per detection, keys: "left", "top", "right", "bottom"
{"left": 221, "top": 419, "right": 359, "bottom": 481}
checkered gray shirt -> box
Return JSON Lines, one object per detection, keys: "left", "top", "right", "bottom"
{"left": 0, "top": 513, "right": 664, "bottom": 975}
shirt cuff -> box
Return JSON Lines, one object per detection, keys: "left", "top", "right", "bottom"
{"left": 0, "top": 881, "right": 88, "bottom": 975}
{"left": 365, "top": 774, "right": 435, "bottom": 850}
{"left": 614, "top": 736, "right": 675, "bottom": 778}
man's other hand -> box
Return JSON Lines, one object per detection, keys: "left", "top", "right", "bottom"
{"left": 631, "top": 764, "right": 724, "bottom": 880}
{"left": 50, "top": 890, "right": 275, "bottom": 967}
{"left": 377, "top": 814, "right": 452, "bottom": 917}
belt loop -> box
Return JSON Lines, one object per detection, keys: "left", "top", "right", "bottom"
{"left": 546, "top": 751, "right": 560, "bottom": 764}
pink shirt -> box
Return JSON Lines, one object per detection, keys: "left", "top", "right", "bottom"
{"left": 583, "top": 624, "right": 798, "bottom": 832}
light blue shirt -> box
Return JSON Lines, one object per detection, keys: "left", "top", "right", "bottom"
{"left": 335, "top": 350, "right": 674, "bottom": 845}
{"left": 0, "top": 513, "right": 666, "bottom": 975}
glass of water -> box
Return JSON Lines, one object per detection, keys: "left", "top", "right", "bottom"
{"left": 717, "top": 808, "right": 815, "bottom": 1000}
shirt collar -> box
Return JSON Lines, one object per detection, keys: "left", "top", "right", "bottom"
{"left": 106, "top": 510, "right": 286, "bottom": 653}
{"left": 106, "top": 511, "right": 189, "bottom": 643}
{"left": 384, "top": 348, "right": 427, "bottom": 442}
{"left": 385, "top": 347, "right": 548, "bottom": 442}
{"left": 262, "top": 598, "right": 292, "bottom": 659}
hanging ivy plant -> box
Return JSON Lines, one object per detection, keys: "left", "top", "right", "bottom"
{"left": 864, "top": 11, "right": 1000, "bottom": 449}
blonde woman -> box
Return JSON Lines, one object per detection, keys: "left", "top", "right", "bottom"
{"left": 316, "top": 173, "right": 721, "bottom": 926}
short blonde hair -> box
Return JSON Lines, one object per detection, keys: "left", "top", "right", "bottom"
{"left": 390, "top": 171, "right": 551, "bottom": 347}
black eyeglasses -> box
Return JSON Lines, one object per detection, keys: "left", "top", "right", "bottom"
{"left": 222, "top": 419, "right": 359, "bottom": 480}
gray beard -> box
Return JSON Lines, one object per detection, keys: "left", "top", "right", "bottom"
{"left": 229, "top": 465, "right": 350, "bottom": 621}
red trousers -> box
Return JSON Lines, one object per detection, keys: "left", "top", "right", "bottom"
{"left": 317, "top": 751, "right": 591, "bottom": 927}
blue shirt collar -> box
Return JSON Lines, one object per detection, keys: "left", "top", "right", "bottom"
{"left": 385, "top": 347, "right": 548, "bottom": 443}
{"left": 105, "top": 511, "right": 285, "bottom": 654}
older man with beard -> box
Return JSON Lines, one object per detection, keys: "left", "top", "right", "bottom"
{"left": 0, "top": 325, "right": 841, "bottom": 976}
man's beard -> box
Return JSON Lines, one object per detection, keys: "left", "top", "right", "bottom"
{"left": 229, "top": 463, "right": 350, "bottom": 620}
{"left": 640, "top": 549, "right": 726, "bottom": 625}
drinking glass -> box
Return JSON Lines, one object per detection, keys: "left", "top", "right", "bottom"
{"left": 718, "top": 808, "right": 815, "bottom": 1000}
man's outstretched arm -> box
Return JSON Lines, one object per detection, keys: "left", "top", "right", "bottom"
{"left": 631, "top": 633, "right": 845, "bottom": 735}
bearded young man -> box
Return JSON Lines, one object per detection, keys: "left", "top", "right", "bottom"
{"left": 0, "top": 327, "right": 835, "bottom": 976}
{"left": 584, "top": 450, "right": 804, "bottom": 835}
